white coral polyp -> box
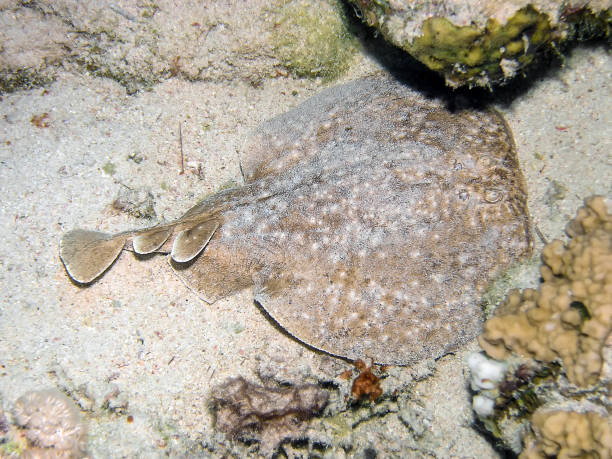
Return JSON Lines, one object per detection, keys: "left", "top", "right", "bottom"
{"left": 468, "top": 352, "right": 508, "bottom": 391}
{"left": 472, "top": 394, "right": 496, "bottom": 418}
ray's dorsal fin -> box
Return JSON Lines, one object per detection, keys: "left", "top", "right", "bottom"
{"left": 59, "top": 229, "right": 128, "bottom": 284}
{"left": 133, "top": 227, "right": 172, "bottom": 254}
{"left": 171, "top": 220, "right": 219, "bottom": 263}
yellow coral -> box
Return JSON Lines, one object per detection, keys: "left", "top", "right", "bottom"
{"left": 479, "top": 196, "right": 612, "bottom": 387}
{"left": 520, "top": 409, "right": 612, "bottom": 459}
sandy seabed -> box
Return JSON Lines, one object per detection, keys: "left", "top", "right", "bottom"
{"left": 0, "top": 4, "right": 610, "bottom": 456}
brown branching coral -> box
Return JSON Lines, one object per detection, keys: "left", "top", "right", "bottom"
{"left": 479, "top": 196, "right": 612, "bottom": 387}
{"left": 210, "top": 377, "right": 329, "bottom": 456}
{"left": 12, "top": 388, "right": 87, "bottom": 458}
{"left": 520, "top": 409, "right": 612, "bottom": 459}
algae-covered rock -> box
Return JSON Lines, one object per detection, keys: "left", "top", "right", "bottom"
{"left": 271, "top": 0, "right": 358, "bottom": 80}
{"left": 0, "top": 6, "right": 70, "bottom": 92}
{"left": 348, "top": 0, "right": 611, "bottom": 88}
{"left": 0, "top": 0, "right": 360, "bottom": 94}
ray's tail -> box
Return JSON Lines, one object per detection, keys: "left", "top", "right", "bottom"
{"left": 59, "top": 219, "right": 219, "bottom": 284}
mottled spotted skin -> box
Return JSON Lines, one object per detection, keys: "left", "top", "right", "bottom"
{"left": 60, "top": 76, "right": 531, "bottom": 364}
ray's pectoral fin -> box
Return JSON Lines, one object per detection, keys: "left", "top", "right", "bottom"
{"left": 252, "top": 270, "right": 374, "bottom": 362}
{"left": 170, "top": 238, "right": 255, "bottom": 304}
{"left": 171, "top": 220, "right": 219, "bottom": 263}
{"left": 59, "top": 229, "right": 128, "bottom": 284}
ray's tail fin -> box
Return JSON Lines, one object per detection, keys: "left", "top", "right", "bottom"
{"left": 59, "top": 218, "right": 220, "bottom": 284}
{"left": 59, "top": 230, "right": 128, "bottom": 284}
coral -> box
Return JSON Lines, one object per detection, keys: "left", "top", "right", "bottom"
{"left": 0, "top": 389, "right": 88, "bottom": 458}
{"left": 479, "top": 195, "right": 612, "bottom": 387}
{"left": 348, "top": 0, "right": 611, "bottom": 88}
{"left": 468, "top": 353, "right": 508, "bottom": 392}
{"left": 351, "top": 360, "right": 383, "bottom": 402}
{"left": 210, "top": 377, "right": 329, "bottom": 456}
{"left": 520, "top": 409, "right": 612, "bottom": 459}
{"left": 470, "top": 197, "right": 611, "bottom": 456}
{"left": 467, "top": 353, "right": 508, "bottom": 417}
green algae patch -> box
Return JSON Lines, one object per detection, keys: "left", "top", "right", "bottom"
{"left": 406, "top": 6, "right": 552, "bottom": 88}
{"left": 102, "top": 161, "right": 117, "bottom": 175}
{"left": 0, "top": 69, "right": 55, "bottom": 94}
{"left": 563, "top": 6, "right": 611, "bottom": 42}
{"left": 271, "top": 0, "right": 358, "bottom": 80}
{"left": 0, "top": 440, "right": 25, "bottom": 457}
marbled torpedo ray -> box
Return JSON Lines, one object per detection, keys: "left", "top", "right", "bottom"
{"left": 60, "top": 75, "right": 531, "bottom": 364}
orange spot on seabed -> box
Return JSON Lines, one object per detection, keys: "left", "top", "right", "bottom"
{"left": 351, "top": 359, "right": 382, "bottom": 402}
{"left": 30, "top": 113, "right": 50, "bottom": 128}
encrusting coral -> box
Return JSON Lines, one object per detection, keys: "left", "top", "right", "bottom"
{"left": 210, "top": 377, "right": 329, "bottom": 456}
{"left": 0, "top": 388, "right": 87, "bottom": 458}
{"left": 479, "top": 195, "right": 612, "bottom": 387}
{"left": 521, "top": 409, "right": 612, "bottom": 459}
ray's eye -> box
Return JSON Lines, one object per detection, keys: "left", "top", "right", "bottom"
{"left": 484, "top": 188, "right": 503, "bottom": 203}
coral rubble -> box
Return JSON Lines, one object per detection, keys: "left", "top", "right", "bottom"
{"left": 210, "top": 377, "right": 329, "bottom": 456}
